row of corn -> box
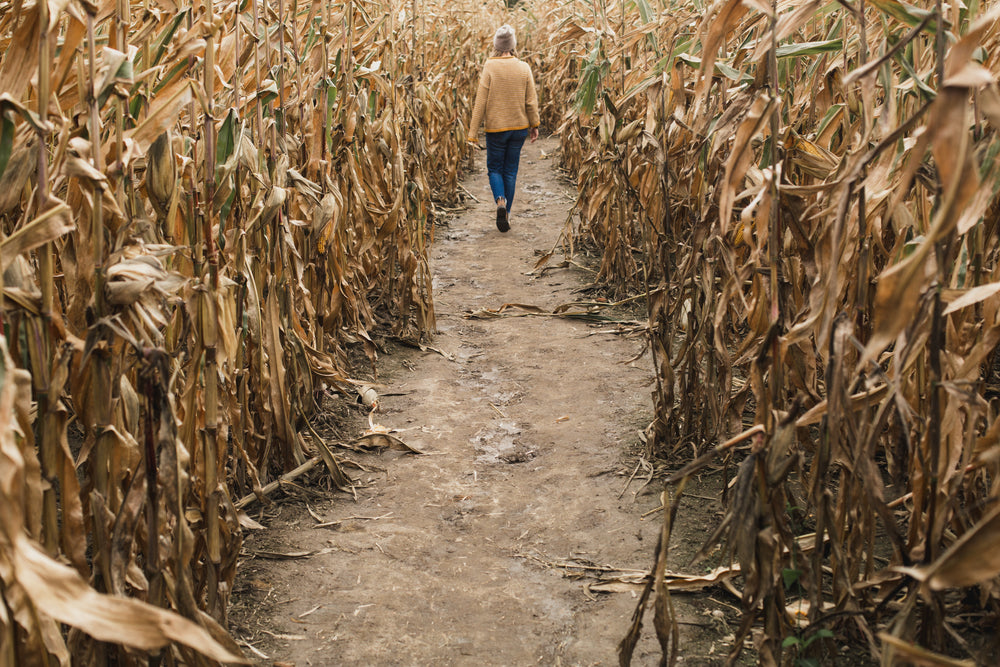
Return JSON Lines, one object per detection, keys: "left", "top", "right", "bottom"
{"left": 522, "top": 0, "right": 1000, "bottom": 664}
{"left": 0, "top": 0, "right": 506, "bottom": 663}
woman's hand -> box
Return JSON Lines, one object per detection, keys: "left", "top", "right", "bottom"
{"left": 529, "top": 127, "right": 539, "bottom": 143}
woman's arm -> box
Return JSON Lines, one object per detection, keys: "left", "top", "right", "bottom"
{"left": 525, "top": 65, "right": 540, "bottom": 142}
{"left": 468, "top": 69, "right": 491, "bottom": 144}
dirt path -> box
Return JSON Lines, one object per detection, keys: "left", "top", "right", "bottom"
{"left": 231, "top": 137, "right": 686, "bottom": 665}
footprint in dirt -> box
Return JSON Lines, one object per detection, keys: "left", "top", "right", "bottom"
{"left": 472, "top": 419, "right": 536, "bottom": 465}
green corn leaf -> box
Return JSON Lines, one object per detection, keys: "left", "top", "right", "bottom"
{"left": 255, "top": 80, "right": 280, "bottom": 108}
{"left": 634, "top": 0, "right": 655, "bottom": 23}
{"left": 676, "top": 53, "right": 751, "bottom": 82}
{"left": 869, "top": 0, "right": 942, "bottom": 34}
{"left": 219, "top": 189, "right": 237, "bottom": 234}
{"left": 782, "top": 567, "right": 802, "bottom": 589}
{"left": 896, "top": 51, "right": 937, "bottom": 99}
{"left": 715, "top": 61, "right": 751, "bottom": 82}
{"left": 216, "top": 109, "right": 238, "bottom": 170}
{"left": 575, "top": 43, "right": 608, "bottom": 115}
{"left": 775, "top": 39, "right": 843, "bottom": 58}
{"left": 304, "top": 19, "right": 321, "bottom": 55}
{"left": 215, "top": 110, "right": 241, "bottom": 228}
{"left": 0, "top": 111, "right": 14, "bottom": 182}
{"left": 96, "top": 49, "right": 135, "bottom": 109}
{"left": 149, "top": 9, "right": 190, "bottom": 68}
{"left": 815, "top": 103, "right": 843, "bottom": 138}
{"left": 152, "top": 60, "right": 190, "bottom": 96}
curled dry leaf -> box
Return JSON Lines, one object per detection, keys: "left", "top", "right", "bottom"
{"left": 353, "top": 430, "right": 425, "bottom": 455}
{"left": 9, "top": 535, "right": 248, "bottom": 663}
{"left": 878, "top": 633, "right": 976, "bottom": 667}
{"left": 897, "top": 503, "right": 1000, "bottom": 591}
{"left": 0, "top": 201, "right": 75, "bottom": 272}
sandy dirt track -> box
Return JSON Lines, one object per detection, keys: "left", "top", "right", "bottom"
{"left": 231, "top": 137, "right": 730, "bottom": 666}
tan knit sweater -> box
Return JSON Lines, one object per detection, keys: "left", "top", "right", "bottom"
{"left": 468, "top": 56, "right": 540, "bottom": 136}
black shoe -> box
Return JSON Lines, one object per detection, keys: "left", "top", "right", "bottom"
{"left": 496, "top": 199, "right": 509, "bottom": 232}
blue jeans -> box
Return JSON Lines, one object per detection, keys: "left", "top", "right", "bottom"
{"left": 485, "top": 128, "right": 529, "bottom": 213}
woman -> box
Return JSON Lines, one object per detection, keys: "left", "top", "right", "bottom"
{"left": 468, "top": 24, "right": 540, "bottom": 233}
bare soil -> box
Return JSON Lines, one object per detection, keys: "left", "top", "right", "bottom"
{"left": 230, "top": 138, "right": 738, "bottom": 666}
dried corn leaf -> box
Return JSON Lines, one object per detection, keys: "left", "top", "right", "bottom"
{"left": 879, "top": 633, "right": 975, "bottom": 666}
{"left": 0, "top": 202, "right": 74, "bottom": 272}
{"left": 898, "top": 503, "right": 1000, "bottom": 590}
{"left": 942, "top": 281, "right": 1000, "bottom": 315}
{"left": 0, "top": 8, "right": 40, "bottom": 101}
{"left": 352, "top": 431, "right": 425, "bottom": 455}
{"left": 126, "top": 79, "right": 192, "bottom": 152}
{"left": 8, "top": 537, "right": 247, "bottom": 662}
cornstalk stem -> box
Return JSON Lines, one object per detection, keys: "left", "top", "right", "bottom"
{"left": 187, "top": 9, "right": 201, "bottom": 269}
{"left": 252, "top": 0, "right": 263, "bottom": 143}
{"left": 410, "top": 0, "right": 416, "bottom": 92}
{"left": 141, "top": 358, "right": 160, "bottom": 593}
{"left": 233, "top": 0, "right": 241, "bottom": 111}
{"left": 203, "top": 0, "right": 222, "bottom": 622}
{"left": 204, "top": 0, "right": 218, "bottom": 288}
{"left": 347, "top": 0, "right": 355, "bottom": 90}
{"left": 87, "top": 17, "right": 105, "bottom": 313}
{"left": 37, "top": 2, "right": 53, "bottom": 318}
{"left": 84, "top": 11, "right": 112, "bottom": 503}
{"left": 925, "top": 0, "right": 947, "bottom": 564}
{"left": 925, "top": 285, "right": 944, "bottom": 562}
{"left": 277, "top": 0, "right": 287, "bottom": 136}
{"left": 321, "top": 1, "right": 330, "bottom": 172}
{"left": 856, "top": 0, "right": 869, "bottom": 339}
{"left": 768, "top": 0, "right": 782, "bottom": 410}
{"left": 115, "top": 0, "right": 128, "bottom": 214}
{"left": 37, "top": 0, "right": 57, "bottom": 554}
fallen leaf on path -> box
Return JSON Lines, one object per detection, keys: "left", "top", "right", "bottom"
{"left": 518, "top": 553, "right": 740, "bottom": 593}
{"left": 239, "top": 641, "right": 269, "bottom": 660}
{"left": 467, "top": 303, "right": 547, "bottom": 317}
{"left": 249, "top": 548, "right": 334, "bottom": 560}
{"left": 464, "top": 301, "right": 642, "bottom": 324}
{"left": 531, "top": 258, "right": 571, "bottom": 276}
{"left": 592, "top": 565, "right": 742, "bottom": 593}
{"left": 419, "top": 344, "right": 457, "bottom": 361}
{"left": 237, "top": 513, "right": 267, "bottom": 530}
{"left": 353, "top": 431, "right": 426, "bottom": 454}
{"left": 587, "top": 581, "right": 641, "bottom": 594}
{"left": 533, "top": 250, "right": 556, "bottom": 270}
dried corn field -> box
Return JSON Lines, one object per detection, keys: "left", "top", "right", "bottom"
{"left": 531, "top": 0, "right": 1000, "bottom": 664}
{"left": 3, "top": 0, "right": 1000, "bottom": 664}
{"left": 0, "top": 0, "right": 484, "bottom": 663}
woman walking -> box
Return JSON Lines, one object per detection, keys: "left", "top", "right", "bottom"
{"left": 468, "top": 24, "right": 540, "bottom": 233}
